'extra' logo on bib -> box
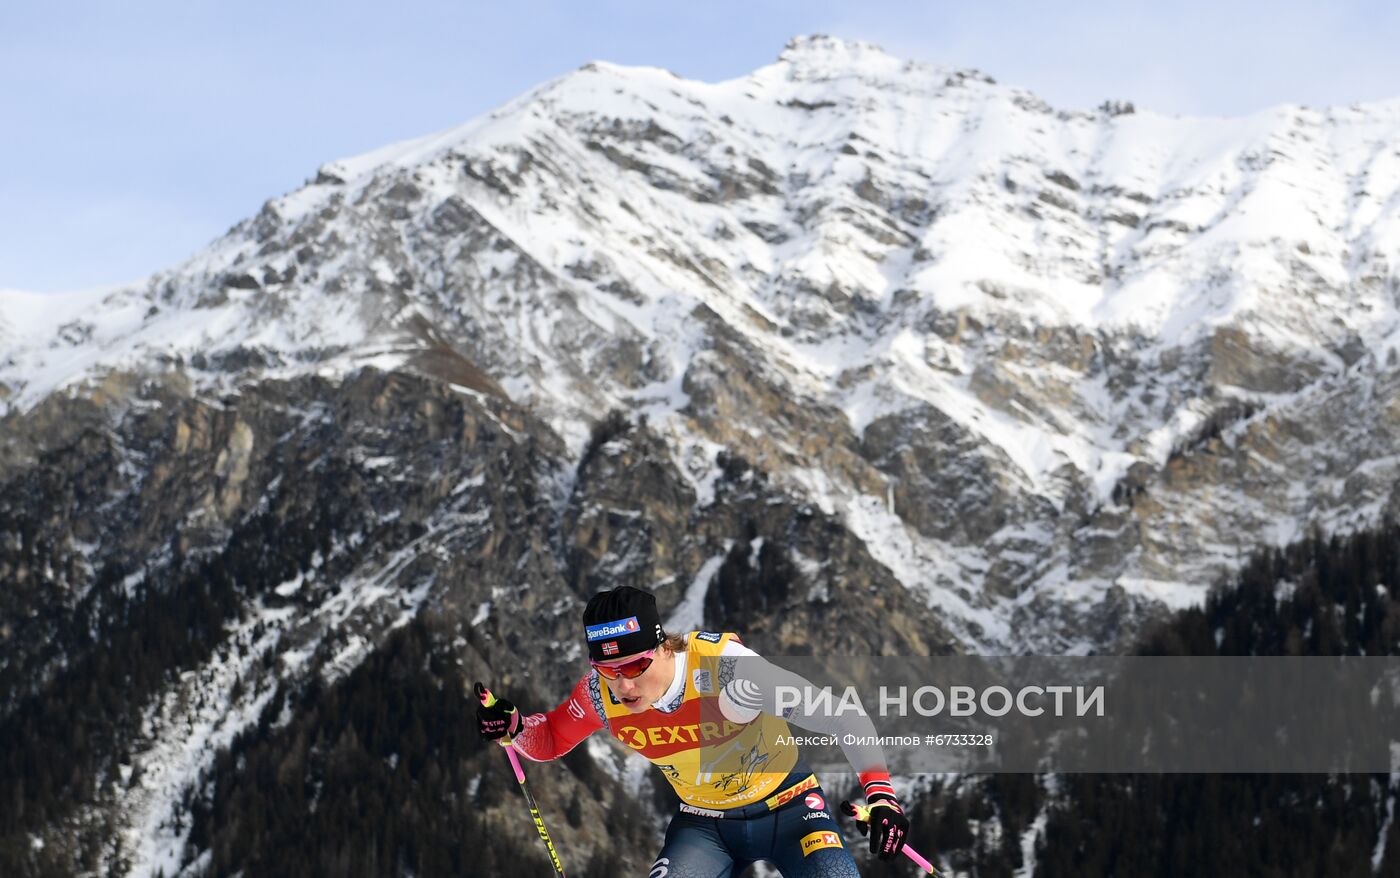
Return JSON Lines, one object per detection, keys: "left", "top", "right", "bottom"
{"left": 615, "top": 720, "right": 747, "bottom": 751}
{"left": 586, "top": 616, "right": 641, "bottom": 641}
{"left": 801, "top": 831, "right": 842, "bottom": 856}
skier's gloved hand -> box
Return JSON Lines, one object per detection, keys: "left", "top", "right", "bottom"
{"left": 858, "top": 793, "right": 909, "bottom": 860}
{"left": 476, "top": 693, "right": 521, "bottom": 742}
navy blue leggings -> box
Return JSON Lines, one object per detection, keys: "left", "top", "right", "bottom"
{"left": 648, "top": 786, "right": 861, "bottom": 878}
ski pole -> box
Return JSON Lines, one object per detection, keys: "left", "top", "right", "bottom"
{"left": 475, "top": 681, "right": 567, "bottom": 876}
{"left": 840, "top": 800, "right": 944, "bottom": 876}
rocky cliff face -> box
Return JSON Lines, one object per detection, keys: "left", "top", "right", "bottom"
{"left": 0, "top": 365, "right": 956, "bottom": 873}
{"left": 4, "top": 34, "right": 1400, "bottom": 874}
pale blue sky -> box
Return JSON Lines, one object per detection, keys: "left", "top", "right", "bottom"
{"left": 3, "top": 0, "right": 1398, "bottom": 292}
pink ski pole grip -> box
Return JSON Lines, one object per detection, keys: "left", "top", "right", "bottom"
{"left": 474, "top": 681, "right": 526, "bottom": 781}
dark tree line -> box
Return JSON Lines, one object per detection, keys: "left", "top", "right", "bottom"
{"left": 0, "top": 455, "right": 380, "bottom": 874}
{"left": 856, "top": 526, "right": 1400, "bottom": 878}
{"left": 181, "top": 619, "right": 658, "bottom": 878}
{"left": 183, "top": 621, "right": 488, "bottom": 877}
{"left": 1030, "top": 528, "right": 1400, "bottom": 878}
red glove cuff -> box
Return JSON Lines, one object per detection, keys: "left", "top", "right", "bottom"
{"left": 859, "top": 771, "right": 898, "bottom": 806}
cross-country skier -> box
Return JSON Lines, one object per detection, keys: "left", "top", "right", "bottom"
{"left": 476, "top": 585, "right": 910, "bottom": 876}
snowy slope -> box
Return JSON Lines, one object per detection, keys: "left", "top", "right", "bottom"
{"left": 6, "top": 35, "right": 1400, "bottom": 654}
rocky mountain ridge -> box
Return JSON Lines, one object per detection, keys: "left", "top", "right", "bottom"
{"left": 7, "top": 36, "right": 1400, "bottom": 655}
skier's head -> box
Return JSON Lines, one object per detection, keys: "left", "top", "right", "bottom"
{"left": 583, "top": 586, "right": 678, "bottom": 712}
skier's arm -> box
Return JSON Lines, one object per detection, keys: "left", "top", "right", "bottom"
{"left": 509, "top": 673, "right": 608, "bottom": 762}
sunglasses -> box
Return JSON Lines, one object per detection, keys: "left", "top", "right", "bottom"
{"left": 591, "top": 648, "right": 657, "bottom": 680}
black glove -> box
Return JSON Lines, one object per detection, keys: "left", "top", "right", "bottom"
{"left": 474, "top": 683, "right": 521, "bottom": 741}
{"left": 859, "top": 793, "right": 909, "bottom": 860}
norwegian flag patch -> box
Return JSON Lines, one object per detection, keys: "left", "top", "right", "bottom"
{"left": 601, "top": 641, "right": 620, "bottom": 656}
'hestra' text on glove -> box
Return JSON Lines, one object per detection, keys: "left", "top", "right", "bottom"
{"left": 861, "top": 793, "right": 909, "bottom": 860}
{"left": 477, "top": 695, "right": 521, "bottom": 741}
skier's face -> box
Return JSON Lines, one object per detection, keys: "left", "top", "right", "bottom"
{"left": 606, "top": 646, "right": 675, "bottom": 713}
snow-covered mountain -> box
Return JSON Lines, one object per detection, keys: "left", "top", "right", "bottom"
{"left": 8, "top": 36, "right": 1400, "bottom": 649}
{"left": 5, "top": 34, "right": 1400, "bottom": 874}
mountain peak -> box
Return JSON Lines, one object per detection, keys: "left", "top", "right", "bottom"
{"left": 774, "top": 34, "right": 906, "bottom": 77}
{"left": 780, "top": 33, "right": 890, "bottom": 60}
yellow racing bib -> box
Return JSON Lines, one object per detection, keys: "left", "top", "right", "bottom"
{"left": 600, "top": 632, "right": 799, "bottom": 810}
